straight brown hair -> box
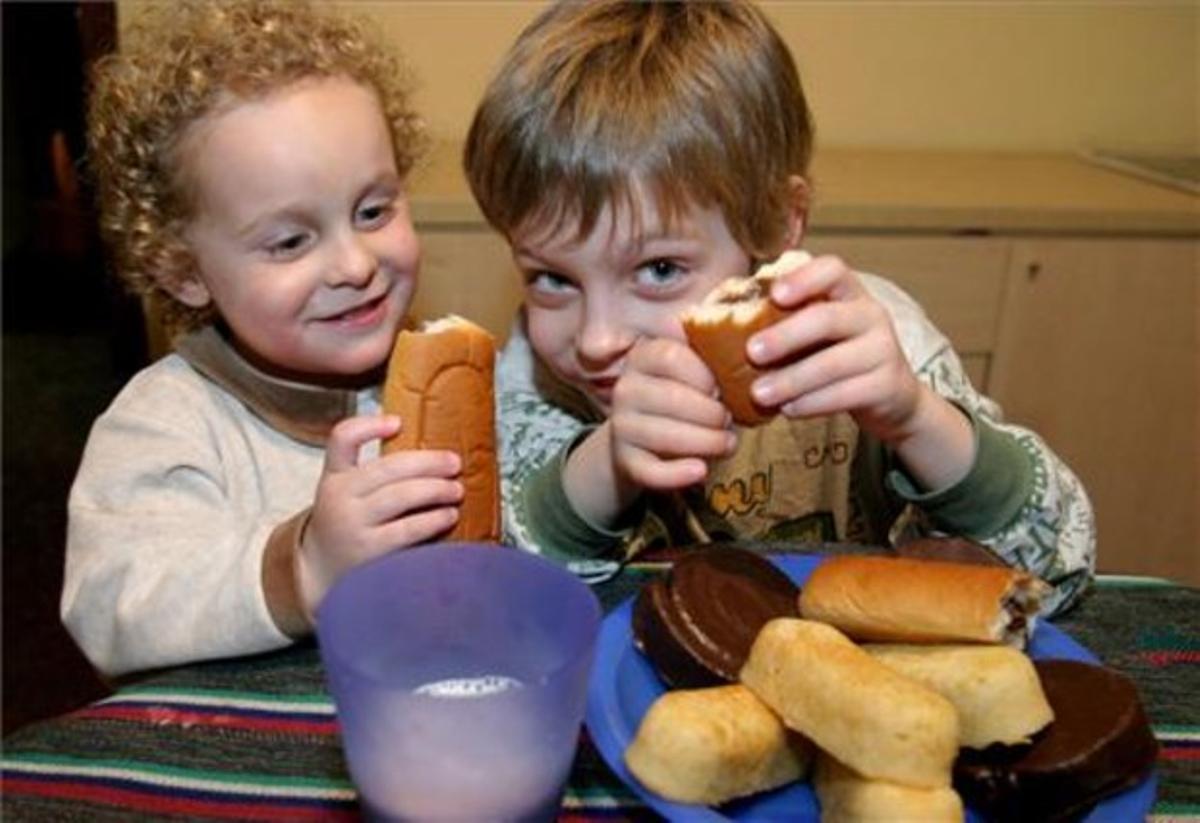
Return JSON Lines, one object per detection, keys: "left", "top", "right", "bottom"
{"left": 465, "top": 0, "right": 814, "bottom": 258}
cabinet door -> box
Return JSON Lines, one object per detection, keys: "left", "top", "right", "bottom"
{"left": 409, "top": 228, "right": 522, "bottom": 343}
{"left": 807, "top": 235, "right": 1010, "bottom": 390}
{"left": 990, "top": 239, "right": 1198, "bottom": 584}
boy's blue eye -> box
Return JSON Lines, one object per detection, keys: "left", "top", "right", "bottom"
{"left": 527, "top": 270, "right": 574, "bottom": 293}
{"left": 636, "top": 259, "right": 684, "bottom": 288}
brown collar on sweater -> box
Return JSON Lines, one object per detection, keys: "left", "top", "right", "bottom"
{"left": 174, "top": 326, "right": 359, "bottom": 447}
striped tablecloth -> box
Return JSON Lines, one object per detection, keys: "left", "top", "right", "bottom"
{"left": 3, "top": 563, "right": 1197, "bottom": 821}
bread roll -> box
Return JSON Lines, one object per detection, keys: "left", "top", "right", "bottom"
{"left": 740, "top": 618, "right": 959, "bottom": 789}
{"left": 624, "top": 684, "right": 812, "bottom": 805}
{"left": 680, "top": 250, "right": 812, "bottom": 426}
{"left": 381, "top": 315, "right": 499, "bottom": 542}
{"left": 814, "top": 754, "right": 964, "bottom": 823}
{"left": 799, "top": 555, "right": 1050, "bottom": 648}
{"left": 864, "top": 643, "right": 1054, "bottom": 749}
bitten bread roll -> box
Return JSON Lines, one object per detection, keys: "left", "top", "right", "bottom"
{"left": 864, "top": 643, "right": 1054, "bottom": 749}
{"left": 740, "top": 618, "right": 959, "bottom": 789}
{"left": 382, "top": 315, "right": 499, "bottom": 542}
{"left": 814, "top": 754, "right": 964, "bottom": 823}
{"left": 799, "top": 555, "right": 1050, "bottom": 648}
{"left": 680, "top": 250, "right": 812, "bottom": 426}
{"left": 624, "top": 684, "right": 812, "bottom": 805}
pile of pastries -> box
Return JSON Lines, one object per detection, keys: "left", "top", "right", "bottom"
{"left": 625, "top": 546, "right": 1157, "bottom": 822}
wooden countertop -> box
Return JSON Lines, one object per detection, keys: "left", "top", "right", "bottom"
{"left": 410, "top": 141, "right": 1199, "bottom": 237}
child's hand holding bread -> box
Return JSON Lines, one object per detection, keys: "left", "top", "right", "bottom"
{"left": 296, "top": 316, "right": 498, "bottom": 620}
{"left": 297, "top": 415, "right": 464, "bottom": 623}
{"left": 682, "top": 250, "right": 920, "bottom": 438}
{"left": 682, "top": 250, "right": 976, "bottom": 491}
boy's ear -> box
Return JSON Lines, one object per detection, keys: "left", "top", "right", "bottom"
{"left": 166, "top": 275, "right": 212, "bottom": 308}
{"left": 784, "top": 175, "right": 810, "bottom": 247}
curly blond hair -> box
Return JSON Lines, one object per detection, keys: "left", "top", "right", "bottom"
{"left": 87, "top": 0, "right": 424, "bottom": 335}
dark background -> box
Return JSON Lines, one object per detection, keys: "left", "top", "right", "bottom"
{"left": 2, "top": 0, "right": 148, "bottom": 734}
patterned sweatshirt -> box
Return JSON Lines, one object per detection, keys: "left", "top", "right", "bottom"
{"left": 497, "top": 268, "right": 1095, "bottom": 615}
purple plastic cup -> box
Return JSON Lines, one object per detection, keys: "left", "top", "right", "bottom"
{"left": 316, "top": 543, "right": 601, "bottom": 822}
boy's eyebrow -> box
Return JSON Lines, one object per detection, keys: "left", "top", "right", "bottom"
{"left": 234, "top": 207, "right": 303, "bottom": 241}
{"left": 232, "top": 171, "right": 403, "bottom": 240}
{"left": 512, "top": 223, "right": 702, "bottom": 269}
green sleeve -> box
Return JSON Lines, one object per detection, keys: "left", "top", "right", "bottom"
{"left": 886, "top": 406, "right": 1034, "bottom": 538}
{"left": 519, "top": 436, "right": 632, "bottom": 564}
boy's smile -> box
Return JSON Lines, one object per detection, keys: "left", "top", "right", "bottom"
{"left": 511, "top": 182, "right": 754, "bottom": 413}
{"left": 178, "top": 76, "right": 419, "bottom": 384}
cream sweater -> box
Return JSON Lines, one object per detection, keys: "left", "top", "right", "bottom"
{"left": 61, "top": 328, "right": 375, "bottom": 677}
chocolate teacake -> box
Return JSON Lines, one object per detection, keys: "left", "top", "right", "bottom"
{"left": 632, "top": 546, "right": 799, "bottom": 689}
{"left": 954, "top": 659, "right": 1158, "bottom": 821}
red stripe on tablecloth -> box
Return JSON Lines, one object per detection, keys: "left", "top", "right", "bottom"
{"left": 0, "top": 777, "right": 356, "bottom": 821}
{"left": 74, "top": 704, "right": 339, "bottom": 736}
{"left": 1139, "top": 650, "right": 1200, "bottom": 667}
{"left": 1159, "top": 747, "right": 1200, "bottom": 761}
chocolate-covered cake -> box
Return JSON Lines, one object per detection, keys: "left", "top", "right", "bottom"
{"left": 954, "top": 659, "right": 1158, "bottom": 821}
{"left": 632, "top": 546, "right": 798, "bottom": 689}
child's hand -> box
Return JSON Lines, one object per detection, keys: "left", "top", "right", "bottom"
{"left": 745, "top": 254, "right": 975, "bottom": 490}
{"left": 608, "top": 337, "right": 737, "bottom": 491}
{"left": 745, "top": 254, "right": 924, "bottom": 444}
{"left": 296, "top": 415, "right": 463, "bottom": 616}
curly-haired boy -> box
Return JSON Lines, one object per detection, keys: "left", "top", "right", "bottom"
{"left": 64, "top": 0, "right": 463, "bottom": 675}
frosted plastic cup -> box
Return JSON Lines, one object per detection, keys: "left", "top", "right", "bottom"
{"left": 316, "top": 543, "right": 602, "bottom": 822}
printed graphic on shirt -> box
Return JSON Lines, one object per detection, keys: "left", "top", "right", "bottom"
{"left": 702, "top": 413, "right": 859, "bottom": 541}
{"left": 709, "top": 466, "right": 773, "bottom": 518}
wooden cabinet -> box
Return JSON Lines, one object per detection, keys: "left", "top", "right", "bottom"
{"left": 409, "top": 227, "right": 520, "bottom": 341}
{"left": 990, "top": 238, "right": 1198, "bottom": 583}
{"left": 807, "top": 235, "right": 1011, "bottom": 390}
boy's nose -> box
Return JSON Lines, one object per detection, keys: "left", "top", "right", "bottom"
{"left": 328, "top": 231, "right": 375, "bottom": 287}
{"left": 577, "top": 306, "right": 634, "bottom": 366}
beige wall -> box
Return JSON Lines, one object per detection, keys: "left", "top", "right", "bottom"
{"left": 353, "top": 0, "right": 1197, "bottom": 153}
{"left": 120, "top": 1, "right": 1197, "bottom": 154}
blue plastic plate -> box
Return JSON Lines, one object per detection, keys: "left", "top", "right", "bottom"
{"left": 585, "top": 554, "right": 1157, "bottom": 821}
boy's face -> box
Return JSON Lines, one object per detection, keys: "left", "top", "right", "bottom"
{"left": 511, "top": 182, "right": 752, "bottom": 413}
{"left": 179, "top": 76, "right": 417, "bottom": 383}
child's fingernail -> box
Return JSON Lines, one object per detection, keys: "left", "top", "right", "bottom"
{"left": 752, "top": 379, "right": 775, "bottom": 403}
{"left": 748, "top": 337, "right": 767, "bottom": 363}
{"left": 726, "top": 432, "right": 738, "bottom": 453}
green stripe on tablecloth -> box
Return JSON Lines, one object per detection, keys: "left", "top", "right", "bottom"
{"left": 1095, "top": 575, "right": 1177, "bottom": 588}
{"left": 1151, "top": 802, "right": 1200, "bottom": 814}
{"left": 113, "top": 685, "right": 332, "bottom": 707}
{"left": 1, "top": 753, "right": 354, "bottom": 796}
